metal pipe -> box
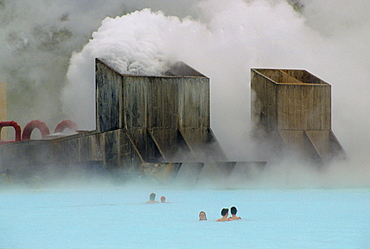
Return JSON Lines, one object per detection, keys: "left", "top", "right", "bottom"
{"left": 0, "top": 120, "right": 21, "bottom": 141}
{"left": 54, "top": 119, "right": 77, "bottom": 133}
{"left": 22, "top": 120, "right": 50, "bottom": 140}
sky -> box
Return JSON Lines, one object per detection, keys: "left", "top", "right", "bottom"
{"left": 0, "top": 0, "right": 369, "bottom": 187}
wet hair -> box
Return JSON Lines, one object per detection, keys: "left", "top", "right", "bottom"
{"left": 149, "top": 193, "right": 156, "bottom": 201}
{"left": 221, "top": 208, "right": 229, "bottom": 216}
{"left": 199, "top": 211, "right": 207, "bottom": 220}
{"left": 231, "top": 206, "right": 237, "bottom": 215}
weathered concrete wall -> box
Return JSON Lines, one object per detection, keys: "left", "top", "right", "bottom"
{"left": 277, "top": 84, "right": 331, "bottom": 131}
{"left": 96, "top": 59, "right": 226, "bottom": 164}
{"left": 96, "top": 62, "right": 122, "bottom": 132}
{"left": 251, "top": 68, "right": 345, "bottom": 162}
{"left": 0, "top": 140, "right": 52, "bottom": 172}
{"left": 0, "top": 128, "right": 144, "bottom": 180}
{"left": 251, "top": 68, "right": 331, "bottom": 131}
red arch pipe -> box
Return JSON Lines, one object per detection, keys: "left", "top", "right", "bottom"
{"left": 0, "top": 121, "right": 22, "bottom": 141}
{"left": 54, "top": 119, "right": 77, "bottom": 133}
{"left": 22, "top": 120, "right": 50, "bottom": 140}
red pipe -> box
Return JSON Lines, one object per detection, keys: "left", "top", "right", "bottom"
{"left": 22, "top": 120, "right": 50, "bottom": 140}
{"left": 54, "top": 119, "right": 77, "bottom": 133}
{"left": 0, "top": 121, "right": 22, "bottom": 141}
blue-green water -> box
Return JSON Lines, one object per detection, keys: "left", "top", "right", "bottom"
{"left": 0, "top": 186, "right": 369, "bottom": 248}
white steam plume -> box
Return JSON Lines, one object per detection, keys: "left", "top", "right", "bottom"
{"left": 62, "top": 8, "right": 210, "bottom": 130}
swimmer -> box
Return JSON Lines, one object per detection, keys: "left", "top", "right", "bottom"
{"left": 230, "top": 206, "right": 241, "bottom": 220}
{"left": 216, "top": 208, "right": 233, "bottom": 222}
{"left": 146, "top": 193, "right": 159, "bottom": 204}
{"left": 199, "top": 211, "right": 207, "bottom": 221}
{"left": 160, "top": 196, "right": 171, "bottom": 203}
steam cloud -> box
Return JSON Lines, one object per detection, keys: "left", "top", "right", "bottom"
{"left": 1, "top": 0, "right": 369, "bottom": 187}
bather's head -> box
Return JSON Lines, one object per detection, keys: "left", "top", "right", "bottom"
{"left": 149, "top": 193, "right": 156, "bottom": 201}
{"left": 221, "top": 208, "right": 229, "bottom": 216}
{"left": 160, "top": 196, "right": 166, "bottom": 203}
{"left": 231, "top": 206, "right": 238, "bottom": 215}
{"left": 199, "top": 211, "right": 207, "bottom": 220}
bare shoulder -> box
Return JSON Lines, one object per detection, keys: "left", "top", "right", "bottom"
{"left": 217, "top": 218, "right": 233, "bottom": 222}
{"left": 146, "top": 200, "right": 159, "bottom": 204}
{"left": 231, "top": 216, "right": 241, "bottom": 220}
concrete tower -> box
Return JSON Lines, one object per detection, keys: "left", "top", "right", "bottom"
{"left": 251, "top": 68, "right": 345, "bottom": 163}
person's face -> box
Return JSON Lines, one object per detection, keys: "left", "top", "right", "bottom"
{"left": 160, "top": 196, "right": 165, "bottom": 202}
{"left": 199, "top": 212, "right": 206, "bottom": 220}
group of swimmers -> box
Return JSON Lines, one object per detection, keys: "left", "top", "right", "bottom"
{"left": 146, "top": 193, "right": 241, "bottom": 222}
{"left": 199, "top": 206, "right": 241, "bottom": 222}
{"left": 145, "top": 193, "right": 170, "bottom": 204}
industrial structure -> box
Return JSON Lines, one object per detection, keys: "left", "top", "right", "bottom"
{"left": 0, "top": 60, "right": 262, "bottom": 184}
{"left": 0, "top": 63, "right": 345, "bottom": 184}
{"left": 251, "top": 68, "right": 345, "bottom": 163}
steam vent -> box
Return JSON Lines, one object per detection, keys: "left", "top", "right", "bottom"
{"left": 251, "top": 68, "right": 345, "bottom": 163}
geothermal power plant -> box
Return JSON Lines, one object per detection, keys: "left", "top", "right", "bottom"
{"left": 0, "top": 59, "right": 344, "bottom": 184}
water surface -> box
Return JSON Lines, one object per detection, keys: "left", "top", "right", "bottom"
{"left": 0, "top": 186, "right": 369, "bottom": 248}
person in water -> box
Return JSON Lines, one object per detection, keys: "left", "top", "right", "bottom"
{"left": 230, "top": 206, "right": 241, "bottom": 220}
{"left": 146, "top": 193, "right": 159, "bottom": 204}
{"left": 216, "top": 208, "right": 233, "bottom": 222}
{"left": 160, "top": 196, "right": 172, "bottom": 203}
{"left": 199, "top": 211, "right": 207, "bottom": 221}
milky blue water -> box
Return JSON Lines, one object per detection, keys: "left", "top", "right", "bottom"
{"left": 0, "top": 186, "right": 369, "bottom": 249}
